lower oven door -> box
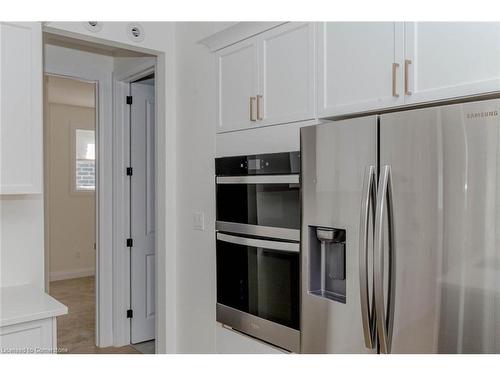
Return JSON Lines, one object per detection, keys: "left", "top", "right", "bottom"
{"left": 216, "top": 232, "right": 300, "bottom": 352}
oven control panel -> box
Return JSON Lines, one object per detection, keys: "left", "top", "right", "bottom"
{"left": 216, "top": 151, "right": 300, "bottom": 176}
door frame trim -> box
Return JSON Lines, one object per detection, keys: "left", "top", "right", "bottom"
{"left": 43, "top": 65, "right": 111, "bottom": 347}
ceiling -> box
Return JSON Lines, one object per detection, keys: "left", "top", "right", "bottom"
{"left": 44, "top": 33, "right": 154, "bottom": 58}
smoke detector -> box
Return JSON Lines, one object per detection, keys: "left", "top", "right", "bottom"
{"left": 83, "top": 21, "right": 103, "bottom": 33}
{"left": 127, "top": 23, "right": 145, "bottom": 43}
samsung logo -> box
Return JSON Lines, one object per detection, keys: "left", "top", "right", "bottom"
{"left": 466, "top": 110, "right": 498, "bottom": 119}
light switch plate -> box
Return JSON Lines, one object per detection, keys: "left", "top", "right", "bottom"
{"left": 193, "top": 211, "right": 205, "bottom": 231}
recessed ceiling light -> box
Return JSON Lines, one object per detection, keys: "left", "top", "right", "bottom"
{"left": 127, "top": 23, "right": 145, "bottom": 43}
{"left": 83, "top": 21, "right": 103, "bottom": 33}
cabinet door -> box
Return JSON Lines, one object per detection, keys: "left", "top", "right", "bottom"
{"left": 404, "top": 22, "right": 500, "bottom": 104}
{"left": 216, "top": 39, "right": 258, "bottom": 133}
{"left": 317, "top": 22, "right": 404, "bottom": 117}
{"left": 0, "top": 22, "right": 42, "bottom": 194}
{"left": 0, "top": 318, "right": 55, "bottom": 353}
{"left": 258, "top": 22, "right": 315, "bottom": 126}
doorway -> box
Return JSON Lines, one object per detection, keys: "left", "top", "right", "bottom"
{"left": 43, "top": 33, "right": 159, "bottom": 353}
{"left": 44, "top": 74, "right": 140, "bottom": 354}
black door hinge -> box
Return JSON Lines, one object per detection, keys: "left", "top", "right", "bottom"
{"left": 126, "top": 238, "right": 133, "bottom": 247}
{"left": 127, "top": 309, "right": 133, "bottom": 318}
{"left": 126, "top": 96, "right": 133, "bottom": 105}
{"left": 126, "top": 167, "right": 133, "bottom": 176}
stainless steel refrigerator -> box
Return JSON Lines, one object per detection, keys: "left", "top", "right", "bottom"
{"left": 300, "top": 98, "right": 500, "bottom": 354}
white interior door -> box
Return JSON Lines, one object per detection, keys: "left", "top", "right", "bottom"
{"left": 130, "top": 79, "right": 156, "bottom": 344}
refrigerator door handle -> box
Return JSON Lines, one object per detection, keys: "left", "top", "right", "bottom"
{"left": 374, "top": 165, "right": 396, "bottom": 354}
{"left": 359, "top": 165, "right": 377, "bottom": 349}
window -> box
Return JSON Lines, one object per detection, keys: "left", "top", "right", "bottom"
{"left": 75, "top": 129, "right": 96, "bottom": 191}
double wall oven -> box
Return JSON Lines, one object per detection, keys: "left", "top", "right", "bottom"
{"left": 215, "top": 152, "right": 301, "bottom": 352}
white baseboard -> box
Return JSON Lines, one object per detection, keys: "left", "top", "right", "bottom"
{"left": 50, "top": 267, "right": 95, "bottom": 281}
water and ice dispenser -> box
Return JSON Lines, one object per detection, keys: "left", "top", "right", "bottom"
{"left": 309, "top": 226, "right": 347, "bottom": 303}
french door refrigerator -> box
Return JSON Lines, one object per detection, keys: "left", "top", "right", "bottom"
{"left": 301, "top": 98, "right": 500, "bottom": 354}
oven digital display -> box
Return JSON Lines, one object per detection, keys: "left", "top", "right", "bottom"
{"left": 248, "top": 159, "right": 261, "bottom": 170}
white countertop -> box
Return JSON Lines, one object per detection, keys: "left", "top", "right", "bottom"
{"left": 0, "top": 284, "right": 68, "bottom": 327}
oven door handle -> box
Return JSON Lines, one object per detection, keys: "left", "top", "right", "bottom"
{"left": 216, "top": 175, "right": 299, "bottom": 184}
{"left": 216, "top": 233, "right": 299, "bottom": 253}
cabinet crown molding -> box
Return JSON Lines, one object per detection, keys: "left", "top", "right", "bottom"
{"left": 199, "top": 22, "right": 287, "bottom": 52}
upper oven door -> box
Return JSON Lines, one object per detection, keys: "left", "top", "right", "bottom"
{"left": 216, "top": 175, "right": 300, "bottom": 241}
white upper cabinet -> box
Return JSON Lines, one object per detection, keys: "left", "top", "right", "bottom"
{"left": 216, "top": 39, "right": 258, "bottom": 132}
{"left": 404, "top": 22, "right": 500, "bottom": 104}
{"left": 258, "top": 22, "right": 315, "bottom": 127}
{"left": 317, "top": 22, "right": 404, "bottom": 117}
{"left": 317, "top": 21, "right": 500, "bottom": 117}
{"left": 216, "top": 22, "right": 315, "bottom": 133}
{"left": 0, "top": 22, "right": 43, "bottom": 194}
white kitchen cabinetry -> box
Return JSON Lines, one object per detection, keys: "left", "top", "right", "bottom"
{"left": 0, "top": 285, "right": 67, "bottom": 354}
{"left": 404, "top": 22, "right": 500, "bottom": 104}
{"left": 258, "top": 22, "right": 315, "bottom": 127}
{"left": 317, "top": 22, "right": 500, "bottom": 118}
{"left": 317, "top": 22, "right": 404, "bottom": 117}
{"left": 0, "top": 22, "right": 43, "bottom": 194}
{"left": 216, "top": 22, "right": 315, "bottom": 133}
{"left": 0, "top": 318, "right": 56, "bottom": 354}
{"left": 216, "top": 38, "right": 258, "bottom": 132}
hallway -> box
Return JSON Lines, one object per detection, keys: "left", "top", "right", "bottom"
{"left": 49, "top": 277, "right": 139, "bottom": 354}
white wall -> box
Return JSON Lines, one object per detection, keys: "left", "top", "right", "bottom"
{"left": 174, "top": 22, "right": 221, "bottom": 353}
{"left": 44, "top": 43, "right": 115, "bottom": 75}
{"left": 174, "top": 22, "right": 300, "bottom": 354}
{"left": 113, "top": 56, "right": 156, "bottom": 76}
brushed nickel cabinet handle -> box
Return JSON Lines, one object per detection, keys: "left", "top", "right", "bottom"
{"left": 392, "top": 63, "right": 400, "bottom": 98}
{"left": 250, "top": 97, "right": 256, "bottom": 121}
{"left": 256, "top": 95, "right": 263, "bottom": 120}
{"left": 404, "top": 59, "right": 412, "bottom": 95}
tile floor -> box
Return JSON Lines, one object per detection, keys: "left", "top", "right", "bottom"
{"left": 131, "top": 340, "right": 155, "bottom": 354}
{"left": 50, "top": 276, "right": 140, "bottom": 354}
